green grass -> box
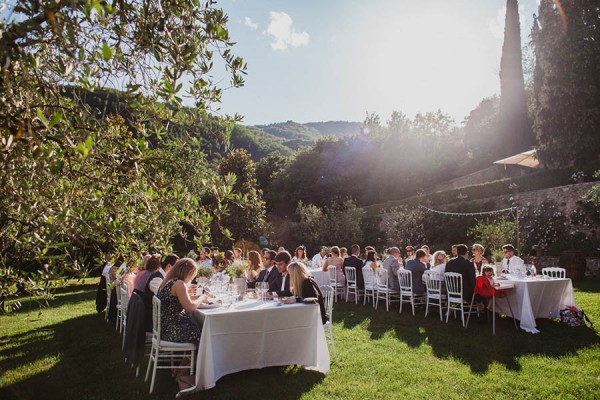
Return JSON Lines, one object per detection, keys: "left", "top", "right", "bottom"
{"left": 1, "top": 278, "right": 599, "bottom": 399}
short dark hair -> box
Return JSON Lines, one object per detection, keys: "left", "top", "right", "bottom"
{"left": 225, "top": 250, "right": 234, "bottom": 260}
{"left": 351, "top": 244, "right": 360, "bottom": 254}
{"left": 456, "top": 244, "right": 469, "bottom": 256}
{"left": 274, "top": 251, "right": 291, "bottom": 264}
{"left": 266, "top": 250, "right": 277, "bottom": 261}
{"left": 146, "top": 254, "right": 162, "bottom": 272}
{"left": 405, "top": 246, "right": 414, "bottom": 252}
{"left": 502, "top": 244, "right": 515, "bottom": 252}
{"left": 162, "top": 254, "right": 179, "bottom": 269}
{"left": 415, "top": 249, "right": 427, "bottom": 259}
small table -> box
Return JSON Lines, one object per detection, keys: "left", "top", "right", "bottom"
{"left": 494, "top": 277, "right": 577, "bottom": 333}
{"left": 178, "top": 299, "right": 330, "bottom": 396}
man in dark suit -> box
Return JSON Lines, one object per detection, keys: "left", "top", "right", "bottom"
{"left": 343, "top": 244, "right": 365, "bottom": 290}
{"left": 257, "top": 250, "right": 281, "bottom": 292}
{"left": 444, "top": 244, "right": 476, "bottom": 301}
{"left": 405, "top": 249, "right": 427, "bottom": 295}
{"left": 273, "top": 251, "right": 293, "bottom": 297}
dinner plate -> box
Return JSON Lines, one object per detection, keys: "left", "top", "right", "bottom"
{"left": 197, "top": 303, "right": 221, "bottom": 309}
{"left": 303, "top": 297, "right": 318, "bottom": 303}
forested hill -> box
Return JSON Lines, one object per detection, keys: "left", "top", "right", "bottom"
{"left": 230, "top": 120, "right": 361, "bottom": 159}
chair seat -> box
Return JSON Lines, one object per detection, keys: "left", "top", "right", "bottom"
{"left": 427, "top": 293, "right": 446, "bottom": 300}
{"left": 152, "top": 337, "right": 197, "bottom": 350}
{"left": 378, "top": 288, "right": 399, "bottom": 295}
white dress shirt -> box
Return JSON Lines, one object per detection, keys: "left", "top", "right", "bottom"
{"left": 311, "top": 253, "right": 325, "bottom": 270}
{"left": 502, "top": 255, "right": 525, "bottom": 274}
{"left": 280, "top": 272, "right": 288, "bottom": 291}
{"left": 148, "top": 268, "right": 167, "bottom": 295}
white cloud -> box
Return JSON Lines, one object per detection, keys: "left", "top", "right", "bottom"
{"left": 489, "top": 6, "right": 506, "bottom": 39}
{"left": 243, "top": 17, "right": 258, "bottom": 30}
{"left": 265, "top": 11, "right": 309, "bottom": 51}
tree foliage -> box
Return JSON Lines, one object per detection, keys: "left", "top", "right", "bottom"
{"left": 0, "top": 0, "right": 249, "bottom": 308}
{"left": 532, "top": 0, "right": 600, "bottom": 167}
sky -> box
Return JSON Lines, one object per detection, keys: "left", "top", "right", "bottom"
{"left": 212, "top": 0, "right": 541, "bottom": 126}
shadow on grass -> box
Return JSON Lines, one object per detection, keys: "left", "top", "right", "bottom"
{"left": 336, "top": 288, "right": 600, "bottom": 374}
{"left": 8, "top": 283, "right": 100, "bottom": 314}
{"left": 0, "top": 290, "right": 324, "bottom": 400}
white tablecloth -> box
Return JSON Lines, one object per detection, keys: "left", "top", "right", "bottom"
{"left": 179, "top": 299, "right": 330, "bottom": 395}
{"left": 494, "top": 277, "right": 577, "bottom": 334}
{"left": 311, "top": 270, "right": 330, "bottom": 287}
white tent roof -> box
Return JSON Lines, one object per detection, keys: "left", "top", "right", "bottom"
{"left": 493, "top": 149, "right": 540, "bottom": 169}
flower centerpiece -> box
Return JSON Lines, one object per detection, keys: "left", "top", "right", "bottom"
{"left": 212, "top": 253, "right": 228, "bottom": 272}
{"left": 197, "top": 266, "right": 214, "bottom": 279}
{"left": 571, "top": 171, "right": 586, "bottom": 183}
{"left": 226, "top": 259, "right": 249, "bottom": 278}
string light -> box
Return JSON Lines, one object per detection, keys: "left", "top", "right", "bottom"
{"left": 417, "top": 204, "right": 517, "bottom": 217}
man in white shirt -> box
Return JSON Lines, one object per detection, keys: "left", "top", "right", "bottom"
{"left": 501, "top": 244, "right": 525, "bottom": 274}
{"left": 147, "top": 254, "right": 179, "bottom": 295}
{"left": 311, "top": 247, "right": 327, "bottom": 270}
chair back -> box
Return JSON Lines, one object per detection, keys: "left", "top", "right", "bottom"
{"left": 320, "top": 285, "right": 335, "bottom": 321}
{"left": 328, "top": 266, "right": 338, "bottom": 285}
{"left": 151, "top": 296, "right": 162, "bottom": 342}
{"left": 363, "top": 268, "right": 375, "bottom": 289}
{"left": 424, "top": 270, "right": 442, "bottom": 294}
{"left": 116, "top": 279, "right": 124, "bottom": 307}
{"left": 345, "top": 267, "right": 357, "bottom": 286}
{"left": 542, "top": 267, "right": 566, "bottom": 279}
{"left": 119, "top": 281, "right": 129, "bottom": 313}
{"left": 444, "top": 272, "right": 463, "bottom": 301}
{"left": 397, "top": 269, "right": 413, "bottom": 294}
{"left": 375, "top": 268, "right": 388, "bottom": 290}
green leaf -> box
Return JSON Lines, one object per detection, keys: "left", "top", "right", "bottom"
{"left": 36, "top": 108, "right": 50, "bottom": 129}
{"left": 101, "top": 42, "right": 113, "bottom": 61}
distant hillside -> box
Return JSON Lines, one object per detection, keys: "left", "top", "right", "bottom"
{"left": 230, "top": 125, "right": 294, "bottom": 159}
{"left": 305, "top": 121, "right": 362, "bottom": 137}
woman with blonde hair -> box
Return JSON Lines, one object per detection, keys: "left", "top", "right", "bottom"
{"left": 283, "top": 262, "right": 327, "bottom": 324}
{"left": 470, "top": 243, "right": 489, "bottom": 275}
{"left": 157, "top": 258, "right": 208, "bottom": 344}
{"left": 246, "top": 250, "right": 263, "bottom": 287}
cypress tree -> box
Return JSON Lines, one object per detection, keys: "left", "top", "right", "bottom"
{"left": 498, "top": 0, "right": 535, "bottom": 158}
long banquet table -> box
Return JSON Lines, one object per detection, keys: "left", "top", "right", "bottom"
{"left": 310, "top": 270, "right": 330, "bottom": 287}
{"left": 177, "top": 298, "right": 330, "bottom": 396}
{"left": 493, "top": 276, "right": 578, "bottom": 334}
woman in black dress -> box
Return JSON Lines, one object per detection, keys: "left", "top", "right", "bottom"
{"left": 283, "top": 262, "right": 328, "bottom": 324}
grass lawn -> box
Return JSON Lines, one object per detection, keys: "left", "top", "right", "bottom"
{"left": 1, "top": 278, "right": 599, "bottom": 400}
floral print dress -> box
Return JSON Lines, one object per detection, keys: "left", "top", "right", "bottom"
{"left": 157, "top": 279, "right": 201, "bottom": 343}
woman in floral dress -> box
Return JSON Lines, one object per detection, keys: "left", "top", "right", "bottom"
{"left": 157, "top": 258, "right": 208, "bottom": 344}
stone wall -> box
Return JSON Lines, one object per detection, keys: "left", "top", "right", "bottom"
{"left": 427, "top": 164, "right": 533, "bottom": 194}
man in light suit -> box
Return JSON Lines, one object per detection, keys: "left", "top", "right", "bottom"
{"left": 382, "top": 247, "right": 402, "bottom": 291}
{"left": 501, "top": 244, "right": 525, "bottom": 275}
{"left": 445, "top": 244, "right": 476, "bottom": 301}
{"left": 257, "top": 250, "right": 281, "bottom": 293}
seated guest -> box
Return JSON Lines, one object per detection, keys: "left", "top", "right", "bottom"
{"left": 445, "top": 244, "right": 476, "bottom": 301}
{"left": 501, "top": 244, "right": 524, "bottom": 275}
{"left": 470, "top": 243, "right": 489, "bottom": 275}
{"left": 133, "top": 254, "right": 161, "bottom": 295}
{"left": 283, "top": 262, "right": 328, "bottom": 324}
{"left": 404, "top": 246, "right": 415, "bottom": 263}
{"left": 344, "top": 244, "right": 365, "bottom": 290}
{"left": 363, "top": 250, "right": 378, "bottom": 272}
{"left": 292, "top": 245, "right": 308, "bottom": 263}
{"left": 121, "top": 259, "right": 139, "bottom": 298}
{"left": 450, "top": 244, "right": 458, "bottom": 259}
{"left": 340, "top": 247, "right": 348, "bottom": 259}
{"left": 323, "top": 246, "right": 345, "bottom": 286}
{"left": 474, "top": 265, "right": 506, "bottom": 322}
{"left": 257, "top": 250, "right": 281, "bottom": 292}
{"left": 405, "top": 249, "right": 427, "bottom": 294}
{"left": 157, "top": 258, "right": 208, "bottom": 344}
{"left": 245, "top": 250, "right": 263, "bottom": 288}
{"left": 224, "top": 250, "right": 235, "bottom": 263}
{"left": 382, "top": 247, "right": 402, "bottom": 290}
{"left": 421, "top": 245, "right": 431, "bottom": 269}
{"left": 195, "top": 247, "right": 212, "bottom": 268}
{"left": 431, "top": 250, "right": 448, "bottom": 279}
{"left": 311, "top": 247, "right": 327, "bottom": 270}
{"left": 273, "top": 251, "right": 293, "bottom": 296}
{"left": 144, "top": 253, "right": 179, "bottom": 332}
{"left": 233, "top": 247, "right": 243, "bottom": 261}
